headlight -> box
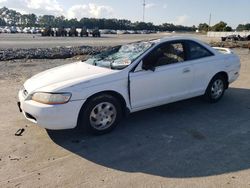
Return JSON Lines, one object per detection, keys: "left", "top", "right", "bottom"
{"left": 30, "top": 92, "right": 72, "bottom": 104}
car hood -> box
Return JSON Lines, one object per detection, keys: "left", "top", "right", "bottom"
{"left": 24, "top": 61, "right": 116, "bottom": 93}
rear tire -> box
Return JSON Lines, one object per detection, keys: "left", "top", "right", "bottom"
{"left": 204, "top": 75, "right": 227, "bottom": 103}
{"left": 78, "top": 94, "right": 122, "bottom": 135}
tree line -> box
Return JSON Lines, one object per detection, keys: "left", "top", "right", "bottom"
{"left": 198, "top": 21, "right": 233, "bottom": 32}
{"left": 236, "top": 23, "right": 250, "bottom": 31}
{"left": 0, "top": 12, "right": 195, "bottom": 31}
{"left": 198, "top": 21, "right": 250, "bottom": 32}
{"left": 0, "top": 7, "right": 249, "bottom": 32}
{"left": 0, "top": 7, "right": 194, "bottom": 31}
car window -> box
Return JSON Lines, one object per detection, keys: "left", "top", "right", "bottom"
{"left": 143, "top": 42, "right": 185, "bottom": 68}
{"left": 186, "top": 41, "right": 213, "bottom": 60}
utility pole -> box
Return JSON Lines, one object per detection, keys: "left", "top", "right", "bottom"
{"left": 142, "top": 0, "right": 146, "bottom": 22}
{"left": 208, "top": 13, "right": 211, "bottom": 31}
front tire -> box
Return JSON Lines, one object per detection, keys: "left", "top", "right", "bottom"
{"left": 78, "top": 94, "right": 122, "bottom": 135}
{"left": 204, "top": 75, "right": 226, "bottom": 103}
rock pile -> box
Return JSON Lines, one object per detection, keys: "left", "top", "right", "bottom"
{"left": 209, "top": 41, "right": 250, "bottom": 49}
{"left": 0, "top": 46, "right": 110, "bottom": 61}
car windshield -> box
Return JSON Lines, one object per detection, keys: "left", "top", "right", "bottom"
{"left": 84, "top": 41, "right": 153, "bottom": 70}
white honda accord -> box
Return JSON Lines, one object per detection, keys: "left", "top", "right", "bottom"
{"left": 18, "top": 37, "right": 240, "bottom": 134}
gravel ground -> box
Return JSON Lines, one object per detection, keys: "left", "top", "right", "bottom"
{"left": 0, "top": 33, "right": 169, "bottom": 49}
{"left": 0, "top": 36, "right": 250, "bottom": 187}
{"left": 0, "top": 32, "right": 220, "bottom": 49}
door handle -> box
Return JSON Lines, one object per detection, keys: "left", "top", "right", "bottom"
{"left": 183, "top": 68, "right": 191, "bottom": 73}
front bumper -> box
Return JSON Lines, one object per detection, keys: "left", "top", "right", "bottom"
{"left": 228, "top": 70, "right": 240, "bottom": 84}
{"left": 18, "top": 90, "right": 85, "bottom": 130}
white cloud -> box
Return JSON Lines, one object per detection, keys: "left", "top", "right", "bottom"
{"left": 1, "top": 1, "right": 114, "bottom": 20}
{"left": 23, "top": 0, "right": 63, "bottom": 15}
{"left": 9, "top": 7, "right": 27, "bottom": 14}
{"left": 163, "top": 4, "right": 168, "bottom": 9}
{"left": 175, "top": 15, "right": 189, "bottom": 25}
{"left": 145, "top": 3, "right": 156, "bottom": 9}
{"left": 67, "top": 3, "right": 114, "bottom": 19}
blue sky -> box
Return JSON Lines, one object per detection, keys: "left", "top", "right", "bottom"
{"left": 0, "top": 0, "right": 249, "bottom": 28}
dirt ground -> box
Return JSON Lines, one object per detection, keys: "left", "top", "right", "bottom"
{"left": 0, "top": 42, "right": 250, "bottom": 187}
{"left": 0, "top": 33, "right": 219, "bottom": 49}
{"left": 0, "top": 33, "right": 168, "bottom": 49}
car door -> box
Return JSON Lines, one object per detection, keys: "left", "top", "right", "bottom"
{"left": 129, "top": 41, "right": 194, "bottom": 111}
{"left": 184, "top": 40, "right": 216, "bottom": 96}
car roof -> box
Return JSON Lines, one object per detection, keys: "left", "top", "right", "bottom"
{"left": 151, "top": 36, "right": 201, "bottom": 44}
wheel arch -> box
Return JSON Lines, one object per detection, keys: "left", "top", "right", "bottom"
{"left": 77, "top": 90, "right": 129, "bottom": 127}
{"left": 211, "top": 71, "right": 229, "bottom": 89}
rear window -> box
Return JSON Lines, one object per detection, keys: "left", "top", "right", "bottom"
{"left": 186, "top": 41, "right": 213, "bottom": 60}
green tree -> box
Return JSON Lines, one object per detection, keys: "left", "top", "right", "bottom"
{"left": 236, "top": 23, "right": 250, "bottom": 31}
{"left": 224, "top": 26, "right": 232, "bottom": 31}
{"left": 211, "top": 21, "right": 228, "bottom": 31}
{"left": 0, "top": 6, "right": 21, "bottom": 25}
{"left": 198, "top": 23, "right": 210, "bottom": 32}
{"left": 236, "top": 24, "right": 245, "bottom": 31}
{"left": 38, "top": 15, "right": 55, "bottom": 27}
{"left": 0, "top": 6, "right": 198, "bottom": 31}
{"left": 20, "top": 14, "right": 37, "bottom": 27}
{"left": 246, "top": 23, "right": 250, "bottom": 30}
{"left": 53, "top": 16, "right": 70, "bottom": 28}
{"left": 27, "top": 14, "right": 37, "bottom": 26}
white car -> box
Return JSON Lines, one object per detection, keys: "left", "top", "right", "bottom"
{"left": 18, "top": 37, "right": 241, "bottom": 134}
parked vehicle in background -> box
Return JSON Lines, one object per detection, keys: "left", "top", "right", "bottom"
{"left": 16, "top": 27, "right": 23, "bottom": 33}
{"left": 100, "top": 29, "right": 116, "bottom": 34}
{"left": 23, "top": 27, "right": 31, "bottom": 34}
{"left": 18, "top": 37, "right": 240, "bottom": 135}
{"left": 30, "top": 27, "right": 37, "bottom": 34}
{"left": 55, "top": 27, "right": 67, "bottom": 37}
{"left": 0, "top": 26, "right": 158, "bottom": 37}
{"left": 130, "top": 30, "right": 137, "bottom": 34}
{"left": 36, "top": 28, "right": 42, "bottom": 34}
{"left": 41, "top": 26, "right": 54, "bottom": 36}
{"left": 10, "top": 26, "right": 17, "bottom": 33}
{"left": 117, "top": 30, "right": 127, "bottom": 35}
{"left": 80, "top": 27, "right": 89, "bottom": 37}
{"left": 92, "top": 28, "right": 101, "bottom": 37}
{"left": 68, "top": 27, "right": 78, "bottom": 37}
{"left": 2, "top": 26, "right": 11, "bottom": 33}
